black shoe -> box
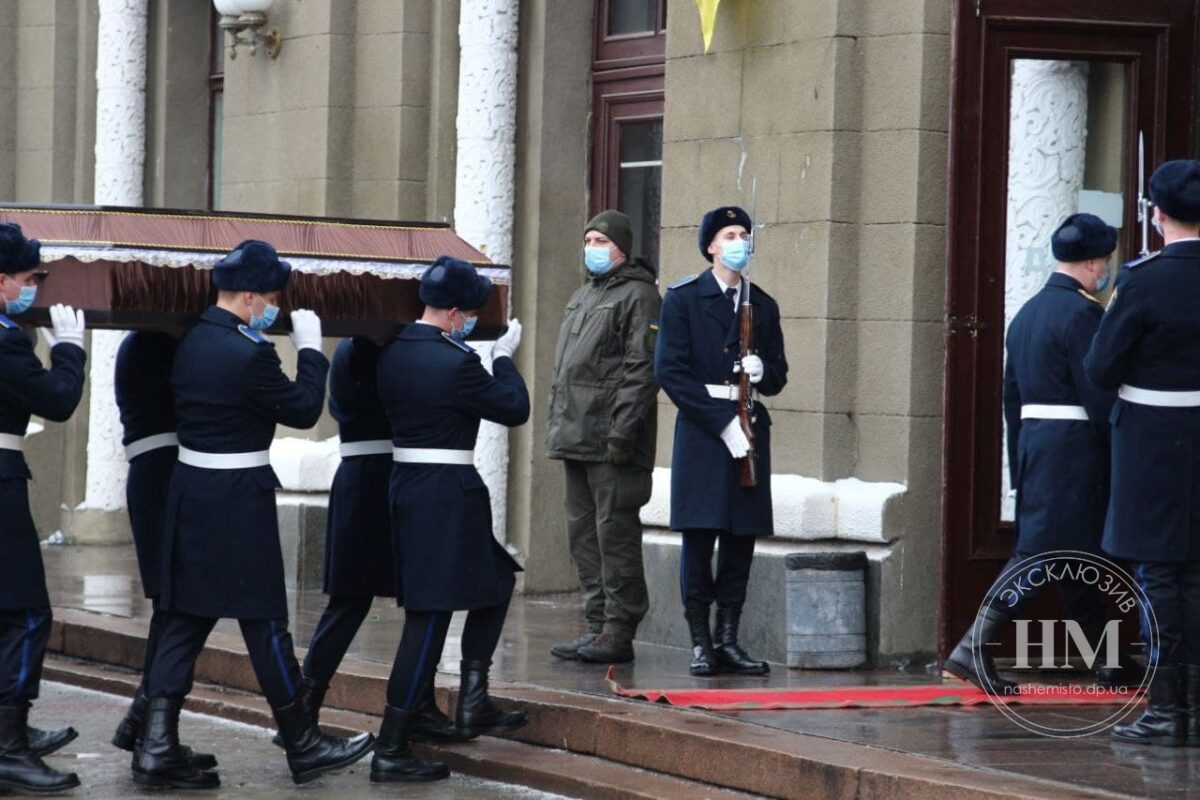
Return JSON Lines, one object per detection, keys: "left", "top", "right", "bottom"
{"left": 942, "top": 607, "right": 1020, "bottom": 696}
{"left": 577, "top": 631, "right": 635, "bottom": 664}
{"left": 115, "top": 690, "right": 217, "bottom": 770}
{"left": 550, "top": 631, "right": 601, "bottom": 661}
{"left": 685, "top": 604, "right": 720, "bottom": 677}
{"left": 26, "top": 725, "right": 77, "bottom": 759}
{"left": 1112, "top": 665, "right": 1186, "bottom": 747}
{"left": 713, "top": 605, "right": 769, "bottom": 675}
{"left": 272, "top": 677, "right": 327, "bottom": 749}
{"left": 410, "top": 688, "right": 470, "bottom": 744}
{"left": 1185, "top": 665, "right": 1200, "bottom": 747}
{"left": 131, "top": 697, "right": 219, "bottom": 790}
{"left": 0, "top": 704, "right": 80, "bottom": 795}
{"left": 273, "top": 697, "right": 374, "bottom": 785}
{"left": 370, "top": 705, "right": 450, "bottom": 783}
{"left": 1097, "top": 650, "right": 1147, "bottom": 691}
{"left": 455, "top": 659, "right": 528, "bottom": 739}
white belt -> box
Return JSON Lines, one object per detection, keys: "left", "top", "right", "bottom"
{"left": 125, "top": 432, "right": 179, "bottom": 461}
{"left": 705, "top": 384, "right": 756, "bottom": 402}
{"left": 1020, "top": 404, "right": 1089, "bottom": 421}
{"left": 178, "top": 446, "right": 271, "bottom": 470}
{"left": 1119, "top": 385, "right": 1200, "bottom": 408}
{"left": 339, "top": 439, "right": 393, "bottom": 458}
{"left": 0, "top": 433, "right": 24, "bottom": 452}
{"left": 392, "top": 447, "right": 475, "bottom": 465}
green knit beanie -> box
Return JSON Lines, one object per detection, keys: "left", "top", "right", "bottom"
{"left": 584, "top": 210, "right": 633, "bottom": 259}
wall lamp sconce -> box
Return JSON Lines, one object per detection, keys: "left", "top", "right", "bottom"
{"left": 213, "top": 0, "right": 282, "bottom": 60}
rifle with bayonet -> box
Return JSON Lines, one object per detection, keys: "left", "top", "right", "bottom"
{"left": 1138, "top": 131, "right": 1152, "bottom": 257}
{"left": 737, "top": 178, "right": 758, "bottom": 488}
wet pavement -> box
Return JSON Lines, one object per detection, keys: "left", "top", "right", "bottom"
{"left": 43, "top": 545, "right": 1200, "bottom": 798}
{"left": 32, "top": 680, "right": 566, "bottom": 799}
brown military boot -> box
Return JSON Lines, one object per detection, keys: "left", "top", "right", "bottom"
{"left": 578, "top": 630, "right": 635, "bottom": 664}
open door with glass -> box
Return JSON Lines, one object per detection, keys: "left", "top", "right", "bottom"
{"left": 941, "top": 0, "right": 1197, "bottom": 656}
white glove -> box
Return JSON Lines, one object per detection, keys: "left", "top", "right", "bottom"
{"left": 49, "top": 304, "right": 85, "bottom": 350}
{"left": 719, "top": 416, "right": 752, "bottom": 459}
{"left": 735, "top": 354, "right": 764, "bottom": 385}
{"left": 289, "top": 309, "right": 323, "bottom": 352}
{"left": 493, "top": 318, "right": 522, "bottom": 360}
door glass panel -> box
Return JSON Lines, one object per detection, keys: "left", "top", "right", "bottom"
{"left": 1000, "top": 59, "right": 1127, "bottom": 520}
{"left": 617, "top": 119, "right": 663, "bottom": 264}
{"left": 608, "top": 0, "right": 657, "bottom": 36}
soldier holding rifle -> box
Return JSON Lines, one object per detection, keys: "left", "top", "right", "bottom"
{"left": 654, "top": 205, "right": 788, "bottom": 676}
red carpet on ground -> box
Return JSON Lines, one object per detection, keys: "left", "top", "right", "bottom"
{"left": 605, "top": 667, "right": 1142, "bottom": 710}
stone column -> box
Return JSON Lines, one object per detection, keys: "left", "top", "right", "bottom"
{"left": 69, "top": 0, "right": 147, "bottom": 543}
{"left": 456, "top": 0, "right": 519, "bottom": 546}
{"left": 1001, "top": 59, "right": 1089, "bottom": 518}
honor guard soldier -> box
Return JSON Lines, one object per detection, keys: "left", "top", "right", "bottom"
{"left": 1086, "top": 160, "right": 1200, "bottom": 747}
{"left": 371, "top": 256, "right": 528, "bottom": 783}
{"left": 283, "top": 335, "right": 463, "bottom": 747}
{"left": 944, "top": 214, "right": 1142, "bottom": 695}
{"left": 654, "top": 206, "right": 789, "bottom": 676}
{"left": 0, "top": 224, "right": 85, "bottom": 794}
{"left": 135, "top": 240, "right": 374, "bottom": 790}
{"left": 111, "top": 330, "right": 217, "bottom": 772}
{"left": 547, "top": 210, "right": 661, "bottom": 664}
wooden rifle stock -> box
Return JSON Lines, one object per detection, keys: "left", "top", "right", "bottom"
{"left": 738, "top": 300, "right": 757, "bottom": 487}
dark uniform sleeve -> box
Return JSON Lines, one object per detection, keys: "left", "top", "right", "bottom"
{"left": 654, "top": 289, "right": 737, "bottom": 438}
{"left": 752, "top": 299, "right": 788, "bottom": 397}
{"left": 457, "top": 354, "right": 530, "bottom": 428}
{"left": 1067, "top": 307, "right": 1116, "bottom": 442}
{"left": 244, "top": 345, "right": 330, "bottom": 429}
{"left": 1084, "top": 278, "right": 1142, "bottom": 391}
{"left": 1002, "top": 343, "right": 1021, "bottom": 488}
{"left": 609, "top": 285, "right": 662, "bottom": 447}
{"left": 0, "top": 334, "right": 86, "bottom": 422}
{"left": 326, "top": 339, "right": 355, "bottom": 424}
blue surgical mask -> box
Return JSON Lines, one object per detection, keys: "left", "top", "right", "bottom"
{"left": 720, "top": 240, "right": 750, "bottom": 272}
{"left": 452, "top": 315, "right": 477, "bottom": 341}
{"left": 4, "top": 285, "right": 37, "bottom": 316}
{"left": 1095, "top": 274, "right": 1110, "bottom": 293}
{"left": 584, "top": 247, "right": 613, "bottom": 275}
{"left": 250, "top": 302, "right": 279, "bottom": 331}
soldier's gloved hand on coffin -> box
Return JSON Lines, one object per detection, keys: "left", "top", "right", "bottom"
{"left": 719, "top": 416, "right": 751, "bottom": 459}
{"left": 48, "top": 304, "right": 85, "bottom": 350}
{"left": 734, "top": 354, "right": 764, "bottom": 384}
{"left": 493, "top": 317, "right": 522, "bottom": 359}
{"left": 289, "top": 309, "right": 323, "bottom": 352}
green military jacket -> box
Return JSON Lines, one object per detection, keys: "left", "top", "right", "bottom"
{"left": 546, "top": 257, "right": 661, "bottom": 470}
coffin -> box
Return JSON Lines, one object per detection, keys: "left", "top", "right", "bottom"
{"left": 0, "top": 205, "right": 511, "bottom": 338}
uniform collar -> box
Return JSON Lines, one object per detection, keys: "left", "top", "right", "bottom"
{"left": 399, "top": 321, "right": 445, "bottom": 341}
{"left": 201, "top": 306, "right": 245, "bottom": 328}
{"left": 1046, "top": 272, "right": 1084, "bottom": 291}
{"left": 1161, "top": 238, "right": 1200, "bottom": 258}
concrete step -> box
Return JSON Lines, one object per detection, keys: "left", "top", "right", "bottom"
{"left": 47, "top": 607, "right": 1127, "bottom": 800}
{"left": 43, "top": 656, "right": 757, "bottom": 800}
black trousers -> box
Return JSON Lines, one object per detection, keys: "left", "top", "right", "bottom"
{"left": 679, "top": 530, "right": 756, "bottom": 608}
{"left": 983, "top": 552, "right": 1110, "bottom": 635}
{"left": 302, "top": 595, "right": 373, "bottom": 688}
{"left": 1134, "top": 561, "right": 1200, "bottom": 667}
{"left": 0, "top": 607, "right": 51, "bottom": 706}
{"left": 145, "top": 611, "right": 302, "bottom": 708}
{"left": 385, "top": 601, "right": 509, "bottom": 711}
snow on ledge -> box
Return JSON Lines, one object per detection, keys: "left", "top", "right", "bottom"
{"left": 640, "top": 467, "right": 906, "bottom": 543}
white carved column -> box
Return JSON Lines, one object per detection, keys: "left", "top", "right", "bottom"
{"left": 1001, "top": 60, "right": 1089, "bottom": 519}
{"left": 72, "top": 0, "right": 148, "bottom": 542}
{"left": 456, "top": 0, "right": 519, "bottom": 546}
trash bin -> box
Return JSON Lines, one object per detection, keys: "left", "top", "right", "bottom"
{"left": 786, "top": 551, "right": 867, "bottom": 669}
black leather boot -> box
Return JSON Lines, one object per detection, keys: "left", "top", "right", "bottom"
{"left": 1112, "top": 665, "right": 1186, "bottom": 746}
{"left": 410, "top": 672, "right": 469, "bottom": 744}
{"left": 369, "top": 704, "right": 450, "bottom": 783}
{"left": 26, "top": 724, "right": 77, "bottom": 758}
{"left": 455, "top": 659, "right": 528, "bottom": 739}
{"left": 713, "top": 605, "right": 769, "bottom": 675}
{"left": 685, "top": 604, "right": 720, "bottom": 677}
{"left": 131, "top": 697, "right": 219, "bottom": 790}
{"left": 273, "top": 696, "right": 374, "bottom": 785}
{"left": 942, "top": 606, "right": 1020, "bottom": 696}
{"left": 1097, "top": 650, "right": 1148, "bottom": 691}
{"left": 115, "top": 690, "right": 217, "bottom": 769}
{"left": 272, "top": 677, "right": 327, "bottom": 748}
{"left": 0, "top": 703, "right": 79, "bottom": 795}
{"left": 1185, "top": 665, "right": 1200, "bottom": 747}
